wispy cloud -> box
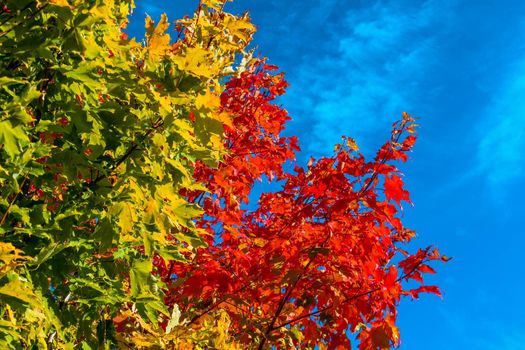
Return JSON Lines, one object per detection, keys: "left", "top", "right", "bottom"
{"left": 436, "top": 306, "right": 525, "bottom": 350}
{"left": 473, "top": 323, "right": 525, "bottom": 350}
{"left": 281, "top": 0, "right": 457, "bottom": 157}
{"left": 475, "top": 59, "right": 525, "bottom": 190}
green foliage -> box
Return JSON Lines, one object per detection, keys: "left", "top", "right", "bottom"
{"left": 0, "top": 0, "right": 254, "bottom": 347}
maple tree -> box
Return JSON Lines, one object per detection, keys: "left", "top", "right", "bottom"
{"left": 0, "top": 0, "right": 447, "bottom": 349}
{"left": 157, "top": 69, "right": 448, "bottom": 349}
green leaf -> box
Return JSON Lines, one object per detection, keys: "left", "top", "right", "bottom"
{"left": 93, "top": 218, "right": 116, "bottom": 252}
{"left": 0, "top": 121, "right": 29, "bottom": 159}
{"left": 129, "top": 259, "right": 152, "bottom": 298}
{"left": 0, "top": 278, "right": 38, "bottom": 307}
{"left": 0, "top": 77, "right": 26, "bottom": 87}
{"left": 30, "top": 242, "right": 69, "bottom": 268}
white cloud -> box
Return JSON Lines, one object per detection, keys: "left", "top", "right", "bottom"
{"left": 282, "top": 0, "right": 457, "bottom": 156}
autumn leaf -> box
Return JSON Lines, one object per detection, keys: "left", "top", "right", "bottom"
{"left": 384, "top": 174, "right": 411, "bottom": 205}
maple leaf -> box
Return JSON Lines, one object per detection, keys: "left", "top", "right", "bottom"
{"left": 384, "top": 174, "right": 410, "bottom": 205}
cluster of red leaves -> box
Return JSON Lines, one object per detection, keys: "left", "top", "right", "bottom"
{"left": 158, "top": 61, "right": 447, "bottom": 349}
{"left": 190, "top": 62, "right": 299, "bottom": 230}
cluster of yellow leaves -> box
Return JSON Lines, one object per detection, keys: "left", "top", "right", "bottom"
{"left": 175, "top": 2, "right": 255, "bottom": 76}
{"left": 0, "top": 243, "right": 29, "bottom": 278}
{"left": 0, "top": 0, "right": 258, "bottom": 348}
{"left": 114, "top": 305, "right": 241, "bottom": 350}
{"left": 0, "top": 244, "right": 64, "bottom": 348}
{"left": 109, "top": 6, "right": 256, "bottom": 346}
{"left": 99, "top": 0, "right": 256, "bottom": 261}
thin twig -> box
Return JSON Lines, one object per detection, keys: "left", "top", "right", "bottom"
{"left": 0, "top": 177, "right": 27, "bottom": 226}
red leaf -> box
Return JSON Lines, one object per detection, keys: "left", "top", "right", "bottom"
{"left": 403, "top": 135, "right": 417, "bottom": 148}
{"left": 418, "top": 264, "right": 437, "bottom": 274}
{"left": 384, "top": 174, "right": 410, "bottom": 205}
{"left": 411, "top": 285, "right": 442, "bottom": 298}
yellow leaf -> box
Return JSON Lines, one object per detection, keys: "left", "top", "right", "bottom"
{"left": 143, "top": 199, "right": 158, "bottom": 224}
{"left": 201, "top": 0, "right": 228, "bottom": 10}
{"left": 253, "top": 238, "right": 266, "bottom": 247}
{"left": 346, "top": 137, "right": 359, "bottom": 151}
{"left": 173, "top": 47, "right": 219, "bottom": 78}
{"left": 0, "top": 279, "right": 38, "bottom": 307}
{"left": 84, "top": 33, "right": 101, "bottom": 59}
{"left": 48, "top": 0, "right": 70, "bottom": 7}
{"left": 159, "top": 95, "right": 172, "bottom": 113}
{"left": 155, "top": 184, "right": 182, "bottom": 204}
{"left": 145, "top": 15, "right": 155, "bottom": 36}
{"left": 151, "top": 133, "right": 167, "bottom": 154}
{"left": 209, "top": 133, "right": 224, "bottom": 151}
{"left": 110, "top": 202, "right": 136, "bottom": 236}
{"left": 152, "top": 14, "right": 170, "bottom": 35}
{"left": 166, "top": 158, "right": 191, "bottom": 180}
{"left": 214, "top": 111, "right": 233, "bottom": 128}
{"left": 195, "top": 90, "right": 220, "bottom": 111}
{"left": 223, "top": 14, "right": 256, "bottom": 44}
{"left": 0, "top": 243, "right": 30, "bottom": 277}
{"left": 146, "top": 14, "right": 171, "bottom": 60}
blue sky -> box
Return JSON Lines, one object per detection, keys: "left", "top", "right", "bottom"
{"left": 130, "top": 1, "right": 525, "bottom": 348}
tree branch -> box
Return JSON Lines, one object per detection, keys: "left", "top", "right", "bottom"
{"left": 257, "top": 232, "right": 331, "bottom": 349}
{"left": 271, "top": 258, "right": 428, "bottom": 330}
